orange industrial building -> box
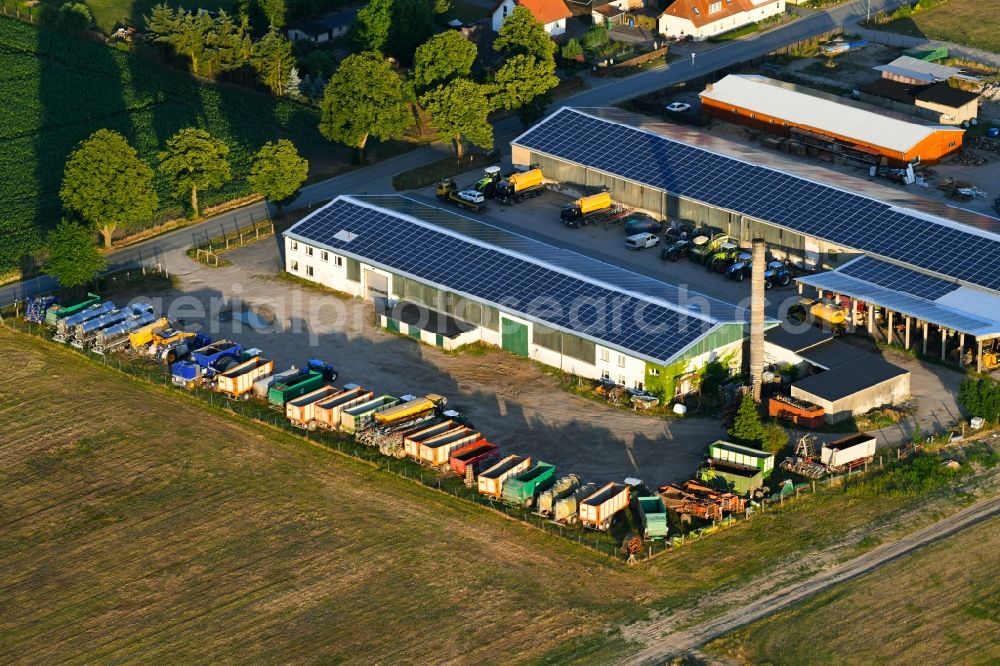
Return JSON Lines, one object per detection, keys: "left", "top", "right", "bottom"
{"left": 700, "top": 74, "right": 964, "bottom": 167}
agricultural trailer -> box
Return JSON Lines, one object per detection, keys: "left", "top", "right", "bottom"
{"left": 501, "top": 461, "right": 556, "bottom": 508}
{"left": 268, "top": 370, "right": 326, "bottom": 409}
{"left": 698, "top": 459, "right": 766, "bottom": 497}
{"left": 403, "top": 420, "right": 461, "bottom": 459}
{"left": 821, "top": 433, "right": 876, "bottom": 472}
{"left": 287, "top": 385, "right": 342, "bottom": 429}
{"left": 373, "top": 394, "right": 446, "bottom": 430}
{"left": 70, "top": 303, "right": 151, "bottom": 349}
{"left": 553, "top": 482, "right": 597, "bottom": 524}
{"left": 478, "top": 455, "right": 532, "bottom": 499}
{"left": 340, "top": 395, "right": 400, "bottom": 433}
{"left": 536, "top": 474, "right": 581, "bottom": 517}
{"left": 418, "top": 426, "right": 481, "bottom": 467}
{"left": 449, "top": 439, "right": 501, "bottom": 477}
{"left": 215, "top": 356, "right": 274, "bottom": 399}
{"left": 637, "top": 495, "right": 669, "bottom": 540}
{"left": 92, "top": 310, "right": 159, "bottom": 354}
{"left": 313, "top": 387, "right": 373, "bottom": 430}
{"left": 52, "top": 301, "right": 115, "bottom": 342}
{"left": 127, "top": 317, "right": 170, "bottom": 352}
{"left": 42, "top": 293, "right": 101, "bottom": 326}
{"left": 580, "top": 482, "right": 630, "bottom": 531}
{"left": 190, "top": 340, "right": 243, "bottom": 374}
{"left": 707, "top": 440, "right": 774, "bottom": 478}
{"left": 252, "top": 366, "right": 300, "bottom": 399}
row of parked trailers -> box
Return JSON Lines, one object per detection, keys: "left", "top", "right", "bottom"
{"left": 25, "top": 294, "right": 655, "bottom": 537}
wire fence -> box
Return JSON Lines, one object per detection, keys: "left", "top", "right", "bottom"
{"left": 190, "top": 213, "right": 274, "bottom": 266}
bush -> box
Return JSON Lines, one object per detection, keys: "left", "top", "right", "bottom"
{"left": 958, "top": 377, "right": 1000, "bottom": 423}
{"left": 850, "top": 454, "right": 958, "bottom": 498}
{"left": 57, "top": 2, "right": 92, "bottom": 32}
{"left": 561, "top": 38, "right": 583, "bottom": 61}
{"left": 761, "top": 422, "right": 788, "bottom": 454}
{"left": 582, "top": 25, "right": 609, "bottom": 51}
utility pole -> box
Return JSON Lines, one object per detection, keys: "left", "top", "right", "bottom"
{"left": 866, "top": 0, "right": 871, "bottom": 24}
{"left": 691, "top": 52, "right": 696, "bottom": 72}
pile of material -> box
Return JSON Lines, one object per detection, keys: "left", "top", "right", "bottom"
{"left": 658, "top": 480, "right": 746, "bottom": 522}
{"left": 970, "top": 135, "right": 1000, "bottom": 154}
{"left": 954, "top": 150, "right": 987, "bottom": 166}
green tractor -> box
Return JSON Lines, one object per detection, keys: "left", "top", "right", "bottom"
{"left": 473, "top": 166, "right": 503, "bottom": 199}
{"left": 706, "top": 242, "right": 740, "bottom": 272}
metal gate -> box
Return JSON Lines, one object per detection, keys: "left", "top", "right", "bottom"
{"left": 501, "top": 318, "right": 528, "bottom": 357}
{"left": 364, "top": 270, "right": 388, "bottom": 300}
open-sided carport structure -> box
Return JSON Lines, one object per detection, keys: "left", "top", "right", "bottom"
{"left": 796, "top": 256, "right": 1000, "bottom": 372}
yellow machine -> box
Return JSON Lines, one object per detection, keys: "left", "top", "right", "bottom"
{"left": 128, "top": 317, "right": 169, "bottom": 350}
{"left": 789, "top": 297, "right": 847, "bottom": 332}
{"left": 374, "top": 394, "right": 446, "bottom": 426}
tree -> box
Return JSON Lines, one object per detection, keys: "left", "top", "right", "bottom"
{"left": 158, "top": 128, "right": 231, "bottom": 217}
{"left": 259, "top": 0, "right": 286, "bottom": 28}
{"left": 252, "top": 25, "right": 294, "bottom": 95}
{"left": 146, "top": 5, "right": 215, "bottom": 76}
{"left": 433, "top": 0, "right": 450, "bottom": 13}
{"left": 413, "top": 31, "right": 476, "bottom": 92}
{"left": 353, "top": 0, "right": 392, "bottom": 52}
{"left": 958, "top": 378, "right": 1000, "bottom": 423}
{"left": 60, "top": 129, "right": 158, "bottom": 249}
{"left": 319, "top": 52, "right": 411, "bottom": 161}
{"left": 494, "top": 5, "right": 555, "bottom": 61}
{"left": 420, "top": 78, "right": 493, "bottom": 158}
{"left": 250, "top": 139, "right": 309, "bottom": 207}
{"left": 57, "top": 2, "right": 92, "bottom": 32}
{"left": 727, "top": 394, "right": 765, "bottom": 448}
{"left": 46, "top": 220, "right": 105, "bottom": 290}
{"left": 284, "top": 66, "right": 302, "bottom": 97}
{"left": 388, "top": 0, "right": 434, "bottom": 63}
{"left": 582, "top": 24, "right": 608, "bottom": 51}
{"left": 761, "top": 422, "right": 788, "bottom": 454}
{"left": 492, "top": 53, "right": 558, "bottom": 110}
{"left": 561, "top": 37, "right": 583, "bottom": 62}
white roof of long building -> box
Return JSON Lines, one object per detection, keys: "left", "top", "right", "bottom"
{"left": 699, "top": 74, "right": 962, "bottom": 154}
{"left": 874, "top": 55, "right": 960, "bottom": 83}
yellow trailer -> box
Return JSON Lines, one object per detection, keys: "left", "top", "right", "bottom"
{"left": 128, "top": 317, "right": 169, "bottom": 350}
{"left": 374, "top": 394, "right": 445, "bottom": 427}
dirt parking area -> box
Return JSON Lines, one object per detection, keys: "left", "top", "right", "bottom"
{"left": 159, "top": 239, "right": 725, "bottom": 486}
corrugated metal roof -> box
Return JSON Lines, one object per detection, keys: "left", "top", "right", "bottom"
{"left": 699, "top": 74, "right": 961, "bottom": 154}
{"left": 874, "top": 55, "right": 960, "bottom": 82}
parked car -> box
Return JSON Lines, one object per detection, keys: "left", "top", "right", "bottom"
{"left": 665, "top": 102, "right": 691, "bottom": 113}
{"left": 625, "top": 233, "right": 660, "bottom": 250}
{"left": 457, "top": 190, "right": 485, "bottom": 204}
{"left": 623, "top": 214, "right": 663, "bottom": 235}
{"left": 661, "top": 239, "right": 692, "bottom": 262}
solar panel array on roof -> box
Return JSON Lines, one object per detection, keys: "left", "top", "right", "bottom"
{"left": 285, "top": 196, "right": 731, "bottom": 364}
{"left": 513, "top": 108, "right": 1000, "bottom": 292}
{"left": 797, "top": 271, "right": 1000, "bottom": 337}
{"left": 838, "top": 256, "right": 960, "bottom": 301}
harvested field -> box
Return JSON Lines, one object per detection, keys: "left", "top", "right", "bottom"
{"left": 880, "top": 0, "right": 1000, "bottom": 53}
{"left": 704, "top": 513, "right": 1000, "bottom": 665}
{"left": 1, "top": 325, "right": 999, "bottom": 664}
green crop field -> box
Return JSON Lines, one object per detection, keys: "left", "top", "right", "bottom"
{"left": 0, "top": 17, "right": 325, "bottom": 274}
{"left": 1, "top": 325, "right": 999, "bottom": 663}
{"left": 880, "top": 0, "right": 1000, "bottom": 54}
{"left": 705, "top": 514, "right": 1000, "bottom": 665}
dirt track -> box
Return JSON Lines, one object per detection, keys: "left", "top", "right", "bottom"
{"left": 621, "top": 493, "right": 1000, "bottom": 664}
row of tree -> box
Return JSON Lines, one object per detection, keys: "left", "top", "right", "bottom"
{"left": 60, "top": 128, "right": 308, "bottom": 249}
{"left": 320, "top": 6, "right": 559, "bottom": 159}
{"left": 146, "top": 5, "right": 293, "bottom": 93}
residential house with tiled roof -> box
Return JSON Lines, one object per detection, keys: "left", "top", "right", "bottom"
{"left": 492, "top": 0, "right": 573, "bottom": 35}
{"left": 657, "top": 0, "right": 784, "bottom": 40}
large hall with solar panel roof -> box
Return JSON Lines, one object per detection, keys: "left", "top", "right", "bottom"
{"left": 283, "top": 106, "right": 1000, "bottom": 379}
{"left": 508, "top": 107, "right": 1000, "bottom": 373}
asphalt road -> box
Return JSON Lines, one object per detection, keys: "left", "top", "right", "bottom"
{"left": 0, "top": 0, "right": 906, "bottom": 307}
{"left": 621, "top": 492, "right": 1000, "bottom": 664}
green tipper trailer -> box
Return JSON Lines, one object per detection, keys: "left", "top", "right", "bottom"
{"left": 698, "top": 461, "right": 766, "bottom": 496}
{"left": 501, "top": 461, "right": 555, "bottom": 507}
{"left": 637, "top": 495, "right": 668, "bottom": 539}
{"left": 267, "top": 370, "right": 324, "bottom": 408}
{"left": 707, "top": 441, "right": 774, "bottom": 477}
{"left": 44, "top": 293, "right": 100, "bottom": 326}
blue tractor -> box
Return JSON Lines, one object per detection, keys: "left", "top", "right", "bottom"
{"left": 764, "top": 260, "right": 792, "bottom": 289}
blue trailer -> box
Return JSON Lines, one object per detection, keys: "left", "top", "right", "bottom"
{"left": 170, "top": 360, "right": 203, "bottom": 388}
